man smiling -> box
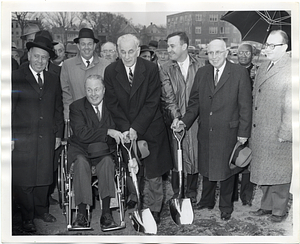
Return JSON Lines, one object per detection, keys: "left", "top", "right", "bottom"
{"left": 60, "top": 28, "right": 110, "bottom": 120}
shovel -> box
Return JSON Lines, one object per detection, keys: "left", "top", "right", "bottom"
{"left": 122, "top": 140, "right": 157, "bottom": 234}
{"left": 169, "top": 130, "right": 194, "bottom": 225}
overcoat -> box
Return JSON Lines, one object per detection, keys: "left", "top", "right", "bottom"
{"left": 249, "top": 53, "right": 292, "bottom": 185}
{"left": 68, "top": 97, "right": 116, "bottom": 164}
{"left": 12, "top": 65, "right": 64, "bottom": 186}
{"left": 160, "top": 55, "right": 204, "bottom": 173}
{"left": 182, "top": 61, "right": 252, "bottom": 181}
{"left": 60, "top": 53, "right": 110, "bottom": 119}
{"left": 104, "top": 57, "right": 173, "bottom": 179}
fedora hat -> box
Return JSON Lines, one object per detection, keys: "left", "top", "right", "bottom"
{"left": 229, "top": 141, "right": 252, "bottom": 170}
{"left": 35, "top": 30, "right": 58, "bottom": 45}
{"left": 21, "top": 24, "right": 40, "bottom": 40}
{"left": 139, "top": 45, "right": 154, "bottom": 56}
{"left": 156, "top": 40, "right": 168, "bottom": 51}
{"left": 137, "top": 140, "right": 150, "bottom": 159}
{"left": 87, "top": 142, "right": 112, "bottom": 159}
{"left": 65, "top": 43, "right": 78, "bottom": 54}
{"left": 74, "top": 28, "right": 99, "bottom": 44}
{"left": 26, "top": 35, "right": 55, "bottom": 59}
{"left": 148, "top": 40, "right": 158, "bottom": 48}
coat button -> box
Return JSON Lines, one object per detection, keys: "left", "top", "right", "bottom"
{"left": 40, "top": 116, "right": 43, "bottom": 120}
{"left": 210, "top": 112, "right": 213, "bottom": 115}
{"left": 210, "top": 128, "right": 213, "bottom": 131}
{"left": 253, "top": 124, "right": 256, "bottom": 127}
{"left": 39, "top": 97, "right": 42, "bottom": 100}
{"left": 258, "top": 89, "right": 261, "bottom": 92}
{"left": 255, "top": 107, "right": 257, "bottom": 110}
{"left": 39, "top": 135, "right": 43, "bottom": 138}
{"left": 209, "top": 96, "right": 212, "bottom": 99}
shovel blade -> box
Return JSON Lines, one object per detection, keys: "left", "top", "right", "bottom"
{"left": 130, "top": 208, "right": 157, "bottom": 234}
{"left": 169, "top": 198, "right": 194, "bottom": 225}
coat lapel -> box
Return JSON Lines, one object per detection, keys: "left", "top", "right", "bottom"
{"left": 207, "top": 65, "right": 215, "bottom": 93}
{"left": 24, "top": 66, "right": 41, "bottom": 94}
{"left": 84, "top": 98, "right": 100, "bottom": 126}
{"left": 130, "top": 58, "right": 146, "bottom": 99}
{"left": 214, "top": 61, "right": 230, "bottom": 93}
{"left": 115, "top": 60, "right": 131, "bottom": 94}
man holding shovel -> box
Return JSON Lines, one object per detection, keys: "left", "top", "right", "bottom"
{"left": 172, "top": 39, "right": 252, "bottom": 221}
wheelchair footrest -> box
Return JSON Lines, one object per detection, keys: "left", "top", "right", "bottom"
{"left": 67, "top": 225, "right": 93, "bottom": 231}
{"left": 101, "top": 222, "right": 126, "bottom": 232}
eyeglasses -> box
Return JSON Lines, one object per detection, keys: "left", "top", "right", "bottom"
{"left": 101, "top": 50, "right": 116, "bottom": 54}
{"left": 262, "top": 43, "right": 284, "bottom": 50}
{"left": 207, "top": 50, "right": 226, "bottom": 56}
{"left": 238, "top": 51, "right": 252, "bottom": 57}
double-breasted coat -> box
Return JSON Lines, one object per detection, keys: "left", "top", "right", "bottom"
{"left": 160, "top": 55, "right": 204, "bottom": 173}
{"left": 60, "top": 53, "right": 110, "bottom": 119}
{"left": 12, "top": 65, "right": 64, "bottom": 186}
{"left": 249, "top": 53, "right": 292, "bottom": 185}
{"left": 104, "top": 57, "right": 173, "bottom": 179}
{"left": 182, "top": 61, "right": 252, "bottom": 181}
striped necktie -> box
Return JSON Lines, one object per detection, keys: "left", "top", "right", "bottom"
{"left": 214, "top": 69, "right": 219, "bottom": 87}
{"left": 37, "top": 73, "right": 43, "bottom": 90}
{"left": 128, "top": 67, "right": 133, "bottom": 87}
{"left": 267, "top": 61, "right": 274, "bottom": 71}
{"left": 95, "top": 106, "right": 101, "bottom": 121}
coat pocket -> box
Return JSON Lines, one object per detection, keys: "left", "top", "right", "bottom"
{"left": 229, "top": 120, "right": 239, "bottom": 128}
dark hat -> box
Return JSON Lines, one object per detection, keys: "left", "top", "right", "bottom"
{"left": 65, "top": 43, "right": 78, "bottom": 54}
{"left": 87, "top": 142, "right": 112, "bottom": 159}
{"left": 156, "top": 40, "right": 168, "bottom": 51}
{"left": 35, "top": 30, "right": 58, "bottom": 45}
{"left": 139, "top": 45, "right": 154, "bottom": 55}
{"left": 229, "top": 141, "right": 252, "bottom": 170}
{"left": 148, "top": 40, "right": 158, "bottom": 48}
{"left": 74, "top": 28, "right": 99, "bottom": 44}
{"left": 20, "top": 24, "right": 40, "bottom": 40}
{"left": 12, "top": 42, "right": 24, "bottom": 56}
{"left": 26, "top": 35, "right": 55, "bottom": 59}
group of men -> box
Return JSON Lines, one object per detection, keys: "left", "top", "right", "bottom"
{"left": 11, "top": 24, "right": 292, "bottom": 233}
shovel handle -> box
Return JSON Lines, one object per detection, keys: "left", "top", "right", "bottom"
{"left": 121, "top": 139, "right": 133, "bottom": 160}
{"left": 173, "top": 130, "right": 185, "bottom": 150}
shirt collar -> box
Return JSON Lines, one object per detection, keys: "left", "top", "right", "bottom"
{"left": 124, "top": 62, "right": 136, "bottom": 74}
{"left": 29, "top": 65, "right": 44, "bottom": 80}
{"left": 81, "top": 56, "right": 94, "bottom": 66}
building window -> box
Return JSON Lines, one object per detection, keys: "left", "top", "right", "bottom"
{"left": 195, "top": 26, "right": 202, "bottom": 34}
{"left": 209, "top": 27, "right": 218, "bottom": 34}
{"left": 225, "top": 27, "right": 230, "bottom": 34}
{"left": 195, "top": 14, "right": 202, "bottom": 21}
{"left": 209, "top": 14, "right": 218, "bottom": 22}
{"left": 195, "top": 39, "right": 201, "bottom": 44}
{"left": 16, "top": 23, "right": 18, "bottom": 28}
{"left": 220, "top": 27, "right": 225, "bottom": 34}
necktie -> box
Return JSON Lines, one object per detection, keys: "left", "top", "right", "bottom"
{"left": 128, "top": 68, "right": 133, "bottom": 87}
{"left": 86, "top": 60, "right": 90, "bottom": 68}
{"left": 214, "top": 69, "right": 219, "bottom": 87}
{"left": 37, "top": 73, "right": 43, "bottom": 90}
{"left": 179, "top": 63, "right": 185, "bottom": 80}
{"left": 267, "top": 61, "right": 274, "bottom": 71}
{"left": 95, "top": 106, "right": 101, "bottom": 121}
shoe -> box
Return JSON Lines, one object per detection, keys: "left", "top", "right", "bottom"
{"left": 268, "top": 214, "right": 288, "bottom": 223}
{"left": 249, "top": 209, "right": 272, "bottom": 216}
{"left": 100, "top": 213, "right": 118, "bottom": 229}
{"left": 72, "top": 212, "right": 89, "bottom": 227}
{"left": 194, "top": 202, "right": 214, "bottom": 210}
{"left": 189, "top": 196, "right": 197, "bottom": 205}
{"left": 242, "top": 200, "right": 252, "bottom": 207}
{"left": 36, "top": 213, "right": 56, "bottom": 222}
{"left": 49, "top": 195, "right": 59, "bottom": 205}
{"left": 127, "top": 200, "right": 137, "bottom": 209}
{"left": 22, "top": 220, "right": 36, "bottom": 232}
{"left": 221, "top": 212, "right": 231, "bottom": 221}
{"left": 151, "top": 211, "right": 161, "bottom": 224}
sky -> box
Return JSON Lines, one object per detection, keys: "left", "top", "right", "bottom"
{"left": 117, "top": 12, "right": 178, "bottom": 26}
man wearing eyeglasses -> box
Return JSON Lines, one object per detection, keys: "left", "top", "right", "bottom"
{"left": 100, "top": 41, "right": 118, "bottom": 64}
{"left": 172, "top": 39, "right": 252, "bottom": 221}
{"left": 249, "top": 30, "right": 292, "bottom": 223}
{"left": 237, "top": 43, "right": 256, "bottom": 83}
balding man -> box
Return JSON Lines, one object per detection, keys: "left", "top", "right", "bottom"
{"left": 100, "top": 41, "right": 118, "bottom": 64}
{"left": 172, "top": 39, "right": 252, "bottom": 221}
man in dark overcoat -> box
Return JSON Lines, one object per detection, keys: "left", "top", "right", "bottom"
{"left": 172, "top": 39, "right": 252, "bottom": 221}
{"left": 104, "top": 34, "right": 173, "bottom": 224}
{"left": 12, "top": 35, "right": 64, "bottom": 232}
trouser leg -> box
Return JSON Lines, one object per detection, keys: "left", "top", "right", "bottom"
{"left": 199, "top": 176, "right": 216, "bottom": 208}
{"left": 260, "top": 185, "right": 273, "bottom": 211}
{"left": 271, "top": 183, "right": 291, "bottom": 216}
{"left": 240, "top": 172, "right": 254, "bottom": 203}
{"left": 219, "top": 175, "right": 235, "bottom": 214}
{"left": 73, "top": 155, "right": 92, "bottom": 206}
{"left": 13, "top": 185, "right": 35, "bottom": 221}
{"left": 143, "top": 176, "right": 163, "bottom": 212}
{"left": 33, "top": 185, "right": 49, "bottom": 217}
{"left": 186, "top": 173, "right": 198, "bottom": 198}
{"left": 232, "top": 174, "right": 239, "bottom": 202}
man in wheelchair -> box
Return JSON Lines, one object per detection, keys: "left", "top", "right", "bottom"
{"left": 67, "top": 74, "right": 123, "bottom": 229}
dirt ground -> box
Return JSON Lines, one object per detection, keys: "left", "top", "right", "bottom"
{"left": 11, "top": 174, "right": 294, "bottom": 240}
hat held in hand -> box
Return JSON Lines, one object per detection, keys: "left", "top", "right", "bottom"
{"left": 87, "top": 142, "right": 112, "bottom": 159}
{"left": 137, "top": 140, "right": 150, "bottom": 159}
{"left": 229, "top": 141, "right": 252, "bottom": 170}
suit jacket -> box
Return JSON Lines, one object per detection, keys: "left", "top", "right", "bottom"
{"left": 60, "top": 53, "right": 110, "bottom": 119}
{"left": 12, "top": 64, "right": 64, "bottom": 186}
{"left": 182, "top": 60, "right": 252, "bottom": 181}
{"left": 68, "top": 97, "right": 116, "bottom": 164}
{"left": 249, "top": 53, "right": 292, "bottom": 185}
{"left": 104, "top": 57, "right": 172, "bottom": 179}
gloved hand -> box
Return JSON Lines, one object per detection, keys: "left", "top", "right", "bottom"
{"left": 128, "top": 158, "right": 139, "bottom": 175}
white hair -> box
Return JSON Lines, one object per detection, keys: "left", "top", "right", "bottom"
{"left": 117, "top": 34, "right": 140, "bottom": 49}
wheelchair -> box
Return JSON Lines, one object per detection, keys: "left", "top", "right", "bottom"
{"left": 57, "top": 120, "right": 127, "bottom": 231}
